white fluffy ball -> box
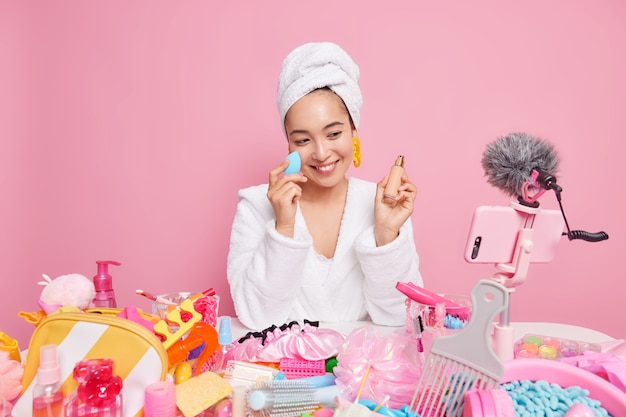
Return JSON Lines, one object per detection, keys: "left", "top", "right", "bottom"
{"left": 39, "top": 273, "right": 96, "bottom": 310}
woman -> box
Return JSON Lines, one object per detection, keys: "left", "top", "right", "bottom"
{"left": 227, "top": 42, "right": 423, "bottom": 330}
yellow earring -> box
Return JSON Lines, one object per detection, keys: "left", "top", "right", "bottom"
{"left": 352, "top": 137, "right": 361, "bottom": 168}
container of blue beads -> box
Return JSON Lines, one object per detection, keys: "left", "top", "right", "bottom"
{"left": 405, "top": 294, "right": 472, "bottom": 354}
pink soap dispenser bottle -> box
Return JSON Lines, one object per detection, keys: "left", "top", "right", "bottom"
{"left": 33, "top": 344, "right": 64, "bottom": 417}
{"left": 92, "top": 260, "right": 121, "bottom": 308}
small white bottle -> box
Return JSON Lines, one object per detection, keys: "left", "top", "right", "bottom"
{"left": 32, "top": 344, "right": 64, "bottom": 417}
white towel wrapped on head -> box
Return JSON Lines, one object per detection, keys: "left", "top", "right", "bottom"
{"left": 277, "top": 42, "right": 363, "bottom": 131}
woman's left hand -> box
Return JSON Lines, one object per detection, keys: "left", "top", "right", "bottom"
{"left": 374, "top": 173, "right": 417, "bottom": 246}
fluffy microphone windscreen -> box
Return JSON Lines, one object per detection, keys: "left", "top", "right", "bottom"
{"left": 481, "top": 132, "right": 559, "bottom": 197}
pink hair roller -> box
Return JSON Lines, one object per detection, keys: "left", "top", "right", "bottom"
{"left": 279, "top": 358, "right": 326, "bottom": 379}
{"left": 144, "top": 380, "right": 177, "bottom": 417}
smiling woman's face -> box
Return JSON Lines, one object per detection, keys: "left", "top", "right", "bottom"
{"left": 284, "top": 89, "right": 357, "bottom": 189}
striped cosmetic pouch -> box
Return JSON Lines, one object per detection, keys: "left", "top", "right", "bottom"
{"left": 13, "top": 308, "right": 168, "bottom": 417}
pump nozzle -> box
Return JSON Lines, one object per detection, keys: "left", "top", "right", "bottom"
{"left": 93, "top": 260, "right": 121, "bottom": 308}
{"left": 94, "top": 260, "right": 121, "bottom": 291}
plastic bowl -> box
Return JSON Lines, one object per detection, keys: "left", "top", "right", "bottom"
{"left": 151, "top": 291, "right": 194, "bottom": 319}
{"left": 502, "top": 358, "right": 626, "bottom": 416}
{"left": 406, "top": 294, "right": 472, "bottom": 356}
{"left": 406, "top": 294, "right": 472, "bottom": 334}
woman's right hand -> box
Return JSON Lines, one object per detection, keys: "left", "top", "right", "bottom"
{"left": 267, "top": 158, "right": 308, "bottom": 237}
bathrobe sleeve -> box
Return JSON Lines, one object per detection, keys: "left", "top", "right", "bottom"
{"left": 227, "top": 184, "right": 313, "bottom": 329}
{"left": 354, "top": 219, "right": 423, "bottom": 326}
{"left": 333, "top": 177, "right": 422, "bottom": 326}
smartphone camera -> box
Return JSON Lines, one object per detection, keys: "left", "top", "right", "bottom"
{"left": 470, "top": 236, "right": 482, "bottom": 260}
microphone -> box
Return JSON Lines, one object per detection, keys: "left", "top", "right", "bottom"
{"left": 481, "top": 132, "right": 608, "bottom": 242}
{"left": 535, "top": 170, "right": 562, "bottom": 193}
{"left": 481, "top": 132, "right": 560, "bottom": 201}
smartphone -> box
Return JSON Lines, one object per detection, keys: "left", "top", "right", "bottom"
{"left": 464, "top": 205, "right": 565, "bottom": 264}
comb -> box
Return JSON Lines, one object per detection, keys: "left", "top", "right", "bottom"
{"left": 409, "top": 279, "right": 509, "bottom": 417}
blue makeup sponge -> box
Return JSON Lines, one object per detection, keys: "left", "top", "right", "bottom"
{"left": 284, "top": 151, "right": 301, "bottom": 174}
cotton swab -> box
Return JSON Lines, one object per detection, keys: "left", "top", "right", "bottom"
{"left": 372, "top": 395, "right": 390, "bottom": 413}
{"left": 354, "top": 363, "right": 371, "bottom": 403}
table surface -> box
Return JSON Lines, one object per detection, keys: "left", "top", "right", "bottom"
{"left": 228, "top": 318, "right": 615, "bottom": 344}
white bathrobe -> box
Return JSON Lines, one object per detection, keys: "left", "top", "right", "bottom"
{"left": 227, "top": 177, "right": 423, "bottom": 330}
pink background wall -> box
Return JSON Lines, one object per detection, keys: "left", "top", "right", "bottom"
{"left": 1, "top": 1, "right": 624, "bottom": 349}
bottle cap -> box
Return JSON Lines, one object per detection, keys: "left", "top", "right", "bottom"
{"left": 37, "top": 344, "right": 60, "bottom": 386}
{"left": 218, "top": 316, "right": 232, "bottom": 345}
